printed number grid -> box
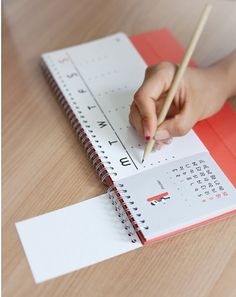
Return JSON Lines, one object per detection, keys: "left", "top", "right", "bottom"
{"left": 170, "top": 159, "right": 228, "bottom": 203}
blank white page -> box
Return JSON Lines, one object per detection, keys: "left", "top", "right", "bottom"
{"left": 16, "top": 194, "right": 141, "bottom": 283}
{"left": 42, "top": 33, "right": 207, "bottom": 182}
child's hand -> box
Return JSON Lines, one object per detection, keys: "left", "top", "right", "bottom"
{"left": 129, "top": 56, "right": 235, "bottom": 149}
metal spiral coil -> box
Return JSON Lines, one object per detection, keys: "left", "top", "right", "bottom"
{"left": 108, "top": 183, "right": 149, "bottom": 236}
{"left": 107, "top": 184, "right": 138, "bottom": 243}
{"left": 41, "top": 58, "right": 118, "bottom": 186}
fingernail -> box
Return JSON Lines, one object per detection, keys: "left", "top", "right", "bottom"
{"left": 156, "top": 143, "right": 163, "bottom": 150}
{"left": 154, "top": 130, "right": 170, "bottom": 141}
{"left": 144, "top": 127, "right": 151, "bottom": 141}
{"left": 163, "top": 138, "right": 173, "bottom": 144}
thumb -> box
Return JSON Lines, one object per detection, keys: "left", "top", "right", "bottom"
{"left": 154, "top": 103, "right": 197, "bottom": 139}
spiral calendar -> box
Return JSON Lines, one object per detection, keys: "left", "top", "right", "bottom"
{"left": 16, "top": 30, "right": 236, "bottom": 283}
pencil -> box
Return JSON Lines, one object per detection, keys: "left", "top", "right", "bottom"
{"left": 142, "top": 3, "right": 212, "bottom": 163}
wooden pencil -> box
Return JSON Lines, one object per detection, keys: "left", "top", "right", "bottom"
{"left": 142, "top": 3, "right": 212, "bottom": 163}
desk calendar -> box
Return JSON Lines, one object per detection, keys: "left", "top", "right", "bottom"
{"left": 16, "top": 30, "right": 236, "bottom": 283}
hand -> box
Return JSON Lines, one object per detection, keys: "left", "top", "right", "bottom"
{"left": 129, "top": 61, "right": 230, "bottom": 149}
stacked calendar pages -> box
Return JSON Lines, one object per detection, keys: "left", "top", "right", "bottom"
{"left": 16, "top": 31, "right": 236, "bottom": 283}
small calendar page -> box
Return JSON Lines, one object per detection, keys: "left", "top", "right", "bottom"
{"left": 118, "top": 152, "right": 236, "bottom": 241}
{"left": 42, "top": 33, "right": 207, "bottom": 181}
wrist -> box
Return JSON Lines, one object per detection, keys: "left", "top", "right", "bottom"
{"left": 208, "top": 51, "right": 236, "bottom": 100}
{"left": 204, "top": 65, "right": 229, "bottom": 105}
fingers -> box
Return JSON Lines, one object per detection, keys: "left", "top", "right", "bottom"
{"left": 129, "top": 102, "right": 144, "bottom": 137}
{"left": 129, "top": 100, "right": 174, "bottom": 149}
{"left": 155, "top": 137, "right": 173, "bottom": 150}
{"left": 130, "top": 62, "right": 176, "bottom": 139}
{"left": 154, "top": 101, "right": 197, "bottom": 140}
{"left": 129, "top": 62, "right": 196, "bottom": 152}
{"left": 133, "top": 89, "right": 158, "bottom": 139}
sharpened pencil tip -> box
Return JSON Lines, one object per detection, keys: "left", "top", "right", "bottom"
{"left": 141, "top": 158, "right": 144, "bottom": 164}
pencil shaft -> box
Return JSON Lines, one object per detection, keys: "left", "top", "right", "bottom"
{"left": 156, "top": 3, "right": 212, "bottom": 127}
{"left": 142, "top": 3, "right": 212, "bottom": 162}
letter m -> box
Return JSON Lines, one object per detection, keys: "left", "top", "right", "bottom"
{"left": 97, "top": 121, "right": 107, "bottom": 128}
{"left": 120, "top": 157, "right": 131, "bottom": 166}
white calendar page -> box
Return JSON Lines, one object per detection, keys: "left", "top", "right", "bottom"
{"left": 117, "top": 152, "right": 236, "bottom": 242}
{"left": 16, "top": 193, "right": 142, "bottom": 283}
{"left": 42, "top": 33, "right": 207, "bottom": 181}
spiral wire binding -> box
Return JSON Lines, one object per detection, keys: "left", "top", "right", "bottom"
{"left": 108, "top": 183, "right": 150, "bottom": 243}
{"left": 107, "top": 185, "right": 137, "bottom": 243}
{"left": 41, "top": 58, "right": 117, "bottom": 186}
{"left": 41, "top": 57, "right": 147, "bottom": 243}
